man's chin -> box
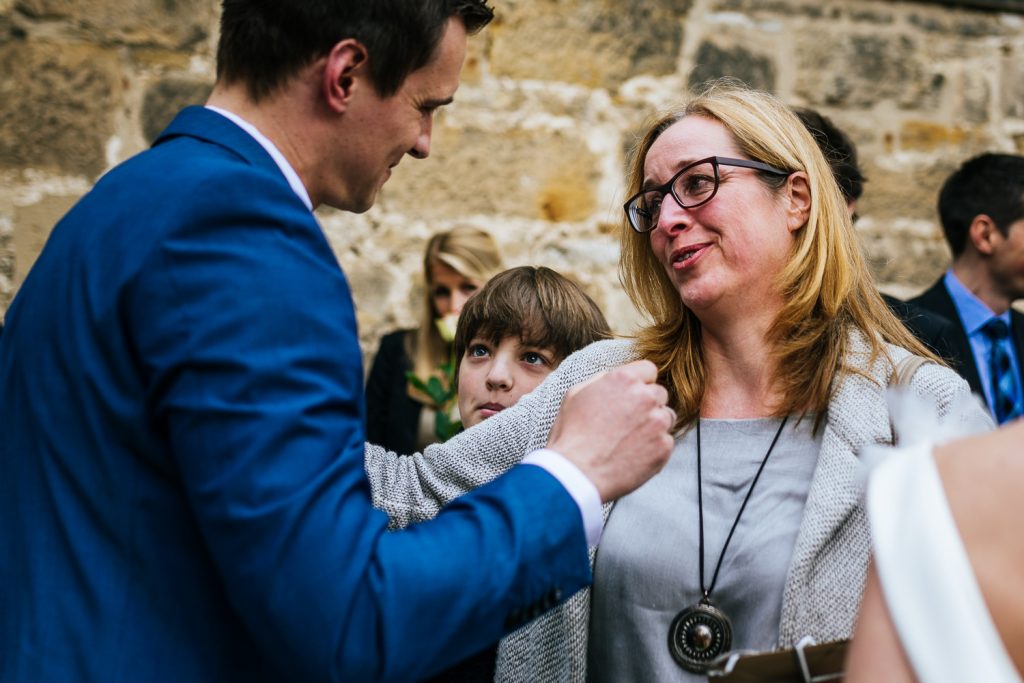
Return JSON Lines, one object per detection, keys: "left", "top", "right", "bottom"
{"left": 327, "top": 190, "right": 378, "bottom": 214}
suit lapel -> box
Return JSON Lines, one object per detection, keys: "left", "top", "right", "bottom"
{"left": 913, "top": 280, "right": 982, "bottom": 393}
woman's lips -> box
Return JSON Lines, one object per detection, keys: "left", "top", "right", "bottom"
{"left": 671, "top": 242, "right": 711, "bottom": 270}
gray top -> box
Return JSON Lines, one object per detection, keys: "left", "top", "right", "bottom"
{"left": 589, "top": 417, "right": 822, "bottom": 682}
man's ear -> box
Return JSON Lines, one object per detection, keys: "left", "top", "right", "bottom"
{"left": 322, "top": 39, "right": 368, "bottom": 113}
{"left": 785, "top": 171, "right": 812, "bottom": 232}
{"left": 968, "top": 214, "right": 1000, "bottom": 256}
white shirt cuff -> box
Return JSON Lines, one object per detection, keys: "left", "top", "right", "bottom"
{"left": 522, "top": 448, "right": 603, "bottom": 547}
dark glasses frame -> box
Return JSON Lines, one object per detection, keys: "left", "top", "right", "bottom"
{"left": 623, "top": 156, "right": 791, "bottom": 233}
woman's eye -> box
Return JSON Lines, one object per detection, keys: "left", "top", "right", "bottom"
{"left": 681, "top": 174, "right": 714, "bottom": 193}
{"left": 433, "top": 286, "right": 451, "bottom": 299}
{"left": 460, "top": 283, "right": 478, "bottom": 295}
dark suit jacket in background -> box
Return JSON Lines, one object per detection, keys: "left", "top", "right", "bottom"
{"left": 909, "top": 278, "right": 1024, "bottom": 397}
{"left": 883, "top": 293, "right": 959, "bottom": 368}
{"left": 0, "top": 107, "right": 590, "bottom": 683}
{"left": 365, "top": 328, "right": 426, "bottom": 454}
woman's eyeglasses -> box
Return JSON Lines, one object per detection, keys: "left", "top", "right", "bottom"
{"left": 623, "top": 156, "right": 790, "bottom": 233}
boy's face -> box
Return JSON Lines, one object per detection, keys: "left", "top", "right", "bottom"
{"left": 457, "top": 335, "right": 560, "bottom": 428}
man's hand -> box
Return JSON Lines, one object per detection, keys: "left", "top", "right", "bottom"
{"left": 546, "top": 360, "right": 673, "bottom": 502}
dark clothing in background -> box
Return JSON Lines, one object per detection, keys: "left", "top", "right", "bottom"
{"left": 365, "top": 329, "right": 425, "bottom": 453}
{"left": 909, "top": 280, "right": 1024, "bottom": 397}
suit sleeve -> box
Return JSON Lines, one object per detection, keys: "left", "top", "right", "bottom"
{"left": 129, "top": 174, "right": 591, "bottom": 683}
{"left": 365, "top": 350, "right": 589, "bottom": 528}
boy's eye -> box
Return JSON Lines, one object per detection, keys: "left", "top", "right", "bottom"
{"left": 522, "top": 351, "right": 549, "bottom": 366}
{"left": 468, "top": 344, "right": 490, "bottom": 358}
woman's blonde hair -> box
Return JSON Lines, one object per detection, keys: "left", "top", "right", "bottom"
{"left": 409, "top": 226, "right": 504, "bottom": 393}
{"left": 619, "top": 80, "right": 936, "bottom": 431}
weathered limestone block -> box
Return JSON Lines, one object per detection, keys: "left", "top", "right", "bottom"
{"left": 15, "top": 0, "right": 216, "bottom": 48}
{"left": 378, "top": 124, "right": 603, "bottom": 223}
{"left": 1002, "top": 44, "right": 1024, "bottom": 118}
{"left": 860, "top": 223, "right": 951, "bottom": 291}
{"left": 907, "top": 6, "right": 1022, "bottom": 38}
{"left": 453, "top": 79, "right": 622, "bottom": 132}
{"left": 795, "top": 33, "right": 943, "bottom": 109}
{"left": 0, "top": 41, "right": 122, "bottom": 177}
{"left": 142, "top": 77, "right": 214, "bottom": 143}
{"left": 898, "top": 120, "right": 991, "bottom": 152}
{"left": 462, "top": 30, "right": 488, "bottom": 86}
{"left": 708, "top": 0, "right": 830, "bottom": 20}
{"left": 956, "top": 68, "right": 992, "bottom": 124}
{"left": 857, "top": 158, "right": 956, "bottom": 223}
{"left": 847, "top": 7, "right": 898, "bottom": 24}
{"left": 0, "top": 209, "right": 13, "bottom": 311}
{"left": 0, "top": 0, "right": 14, "bottom": 46}
{"left": 489, "top": 0, "right": 690, "bottom": 89}
{"left": 688, "top": 41, "right": 776, "bottom": 93}
{"left": 13, "top": 194, "right": 76, "bottom": 288}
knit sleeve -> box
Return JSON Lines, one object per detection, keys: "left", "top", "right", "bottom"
{"left": 364, "top": 339, "right": 635, "bottom": 528}
{"left": 906, "top": 360, "right": 995, "bottom": 434}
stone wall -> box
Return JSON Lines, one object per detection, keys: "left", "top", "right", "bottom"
{"left": 1, "top": 0, "right": 1023, "bottom": 362}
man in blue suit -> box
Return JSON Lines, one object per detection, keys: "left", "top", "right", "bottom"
{"left": 0, "top": 2, "right": 674, "bottom": 682}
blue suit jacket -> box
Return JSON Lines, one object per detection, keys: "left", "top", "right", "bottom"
{"left": 0, "top": 107, "right": 590, "bottom": 683}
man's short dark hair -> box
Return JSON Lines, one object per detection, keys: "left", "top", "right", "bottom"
{"left": 938, "top": 152, "right": 1024, "bottom": 257}
{"left": 216, "top": 0, "right": 494, "bottom": 102}
{"left": 794, "top": 107, "right": 865, "bottom": 204}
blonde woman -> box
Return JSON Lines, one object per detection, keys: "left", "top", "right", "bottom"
{"left": 365, "top": 225, "right": 503, "bottom": 453}
{"left": 365, "top": 82, "right": 992, "bottom": 681}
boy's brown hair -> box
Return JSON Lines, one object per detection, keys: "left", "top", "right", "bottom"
{"left": 454, "top": 266, "right": 612, "bottom": 385}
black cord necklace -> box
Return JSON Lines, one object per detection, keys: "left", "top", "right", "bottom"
{"left": 668, "top": 415, "right": 789, "bottom": 673}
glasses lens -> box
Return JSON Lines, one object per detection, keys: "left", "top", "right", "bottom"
{"left": 672, "top": 161, "right": 718, "bottom": 207}
{"left": 627, "top": 191, "right": 662, "bottom": 233}
{"left": 626, "top": 161, "right": 720, "bottom": 233}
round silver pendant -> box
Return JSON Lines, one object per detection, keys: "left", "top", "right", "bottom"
{"left": 668, "top": 600, "right": 733, "bottom": 673}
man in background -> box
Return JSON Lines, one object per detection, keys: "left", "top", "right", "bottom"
{"left": 0, "top": 2, "right": 673, "bottom": 682}
{"left": 911, "top": 153, "right": 1024, "bottom": 424}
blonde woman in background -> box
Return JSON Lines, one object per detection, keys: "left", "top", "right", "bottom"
{"left": 365, "top": 225, "right": 503, "bottom": 453}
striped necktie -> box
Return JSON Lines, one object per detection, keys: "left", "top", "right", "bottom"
{"left": 982, "top": 318, "right": 1021, "bottom": 424}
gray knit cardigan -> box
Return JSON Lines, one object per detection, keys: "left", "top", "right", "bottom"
{"left": 365, "top": 335, "right": 992, "bottom": 682}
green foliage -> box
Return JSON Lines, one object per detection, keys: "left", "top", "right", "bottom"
{"left": 405, "top": 350, "right": 462, "bottom": 442}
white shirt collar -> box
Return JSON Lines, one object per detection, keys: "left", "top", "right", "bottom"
{"left": 205, "top": 105, "right": 313, "bottom": 212}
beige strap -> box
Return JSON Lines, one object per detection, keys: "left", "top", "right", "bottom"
{"left": 891, "top": 354, "right": 928, "bottom": 387}
{"left": 888, "top": 354, "right": 931, "bottom": 445}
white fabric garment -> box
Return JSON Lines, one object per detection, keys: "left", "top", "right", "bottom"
{"left": 868, "top": 441, "right": 1021, "bottom": 683}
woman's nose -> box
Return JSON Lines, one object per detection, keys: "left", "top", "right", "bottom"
{"left": 451, "top": 290, "right": 472, "bottom": 314}
{"left": 654, "top": 194, "right": 691, "bottom": 234}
